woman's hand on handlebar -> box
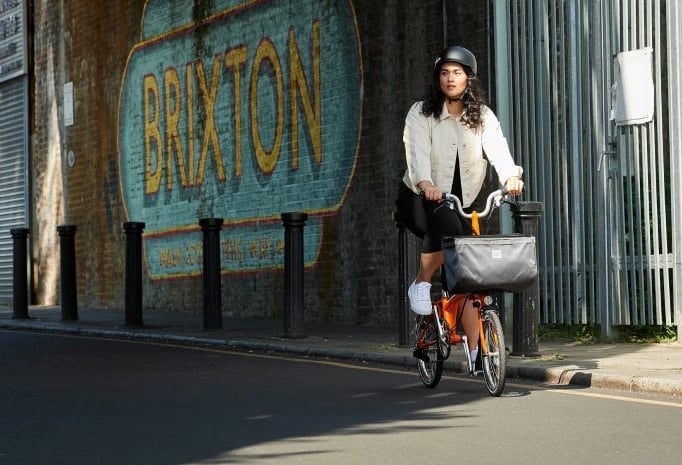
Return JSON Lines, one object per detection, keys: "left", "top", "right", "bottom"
{"left": 504, "top": 176, "right": 524, "bottom": 196}
{"left": 418, "top": 181, "right": 443, "bottom": 202}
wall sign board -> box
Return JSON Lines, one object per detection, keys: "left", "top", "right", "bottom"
{"left": 118, "top": 0, "right": 363, "bottom": 279}
{"left": 0, "top": 0, "right": 26, "bottom": 83}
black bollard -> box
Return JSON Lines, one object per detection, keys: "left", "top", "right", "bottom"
{"left": 57, "top": 225, "right": 78, "bottom": 321}
{"left": 510, "top": 202, "right": 543, "bottom": 356}
{"left": 11, "top": 228, "right": 30, "bottom": 319}
{"left": 393, "top": 211, "right": 411, "bottom": 346}
{"left": 281, "top": 212, "right": 307, "bottom": 338}
{"left": 200, "top": 218, "right": 223, "bottom": 330}
{"left": 123, "top": 222, "right": 145, "bottom": 326}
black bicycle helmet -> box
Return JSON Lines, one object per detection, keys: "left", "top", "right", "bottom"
{"left": 434, "top": 46, "right": 477, "bottom": 76}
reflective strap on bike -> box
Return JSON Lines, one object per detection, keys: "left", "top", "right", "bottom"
{"left": 471, "top": 212, "right": 480, "bottom": 235}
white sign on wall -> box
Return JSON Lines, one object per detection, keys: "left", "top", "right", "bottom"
{"left": 0, "top": 0, "right": 26, "bottom": 83}
{"left": 64, "top": 81, "right": 74, "bottom": 127}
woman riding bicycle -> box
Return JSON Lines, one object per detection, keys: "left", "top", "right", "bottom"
{"left": 395, "top": 45, "right": 525, "bottom": 366}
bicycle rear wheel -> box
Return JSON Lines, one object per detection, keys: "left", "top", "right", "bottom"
{"left": 481, "top": 310, "right": 506, "bottom": 396}
{"left": 416, "top": 316, "right": 444, "bottom": 388}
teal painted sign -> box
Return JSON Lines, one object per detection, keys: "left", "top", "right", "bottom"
{"left": 118, "top": 0, "right": 362, "bottom": 279}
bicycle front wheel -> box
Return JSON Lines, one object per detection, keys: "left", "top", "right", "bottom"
{"left": 481, "top": 310, "right": 506, "bottom": 396}
{"left": 416, "top": 316, "right": 444, "bottom": 388}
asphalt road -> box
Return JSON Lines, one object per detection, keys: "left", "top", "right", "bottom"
{"left": 2, "top": 330, "right": 682, "bottom": 465}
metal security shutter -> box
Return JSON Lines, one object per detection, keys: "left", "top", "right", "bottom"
{"left": 0, "top": 76, "right": 29, "bottom": 304}
{"left": 503, "top": 1, "right": 675, "bottom": 333}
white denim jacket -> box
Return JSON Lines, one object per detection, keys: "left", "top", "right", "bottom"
{"left": 402, "top": 101, "right": 522, "bottom": 208}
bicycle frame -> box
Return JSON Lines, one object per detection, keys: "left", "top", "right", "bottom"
{"left": 436, "top": 291, "right": 496, "bottom": 370}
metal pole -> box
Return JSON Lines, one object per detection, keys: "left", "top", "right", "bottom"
{"left": 511, "top": 202, "right": 543, "bottom": 356}
{"left": 493, "top": 0, "right": 516, "bottom": 335}
{"left": 11, "top": 228, "right": 30, "bottom": 320}
{"left": 281, "top": 212, "right": 307, "bottom": 339}
{"left": 123, "top": 222, "right": 145, "bottom": 326}
{"left": 200, "top": 218, "right": 223, "bottom": 330}
{"left": 667, "top": 0, "right": 682, "bottom": 343}
{"left": 393, "top": 211, "right": 411, "bottom": 346}
{"left": 57, "top": 225, "right": 78, "bottom": 321}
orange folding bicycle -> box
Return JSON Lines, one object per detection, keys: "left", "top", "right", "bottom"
{"left": 413, "top": 189, "right": 508, "bottom": 396}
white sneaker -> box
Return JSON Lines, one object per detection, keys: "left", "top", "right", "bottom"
{"left": 408, "top": 280, "right": 433, "bottom": 315}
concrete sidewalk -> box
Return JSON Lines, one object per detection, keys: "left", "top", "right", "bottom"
{"left": 2, "top": 306, "right": 682, "bottom": 398}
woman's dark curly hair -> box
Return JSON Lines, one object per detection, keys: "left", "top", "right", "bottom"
{"left": 420, "top": 65, "right": 487, "bottom": 130}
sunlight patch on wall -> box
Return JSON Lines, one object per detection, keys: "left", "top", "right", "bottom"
{"left": 35, "top": 43, "right": 64, "bottom": 305}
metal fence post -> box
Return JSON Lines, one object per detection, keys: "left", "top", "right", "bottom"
{"left": 11, "top": 228, "right": 30, "bottom": 320}
{"left": 200, "top": 218, "right": 223, "bottom": 330}
{"left": 57, "top": 225, "right": 78, "bottom": 321}
{"left": 123, "top": 222, "right": 145, "bottom": 326}
{"left": 510, "top": 202, "right": 543, "bottom": 356}
{"left": 281, "top": 212, "right": 307, "bottom": 339}
{"left": 393, "top": 211, "right": 411, "bottom": 346}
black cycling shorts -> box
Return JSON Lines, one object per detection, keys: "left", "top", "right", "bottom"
{"left": 395, "top": 181, "right": 480, "bottom": 253}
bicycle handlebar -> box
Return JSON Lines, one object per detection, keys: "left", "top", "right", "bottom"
{"left": 441, "top": 189, "right": 508, "bottom": 219}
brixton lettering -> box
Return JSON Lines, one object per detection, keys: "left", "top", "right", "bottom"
{"left": 142, "top": 22, "right": 321, "bottom": 195}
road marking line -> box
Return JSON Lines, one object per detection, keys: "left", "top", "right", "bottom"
{"left": 9, "top": 330, "right": 682, "bottom": 407}
{"left": 543, "top": 387, "right": 682, "bottom": 408}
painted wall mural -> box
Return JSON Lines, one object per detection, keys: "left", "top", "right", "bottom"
{"left": 118, "top": 0, "right": 362, "bottom": 279}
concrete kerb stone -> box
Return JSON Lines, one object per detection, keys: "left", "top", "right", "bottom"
{"left": 1, "top": 320, "right": 228, "bottom": 347}
{"left": 507, "top": 363, "right": 682, "bottom": 398}
{"left": 595, "top": 375, "right": 682, "bottom": 398}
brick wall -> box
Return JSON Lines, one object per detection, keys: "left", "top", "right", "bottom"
{"left": 31, "top": 0, "right": 147, "bottom": 308}
{"left": 30, "top": 0, "right": 490, "bottom": 324}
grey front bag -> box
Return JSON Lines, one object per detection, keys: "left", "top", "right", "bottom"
{"left": 441, "top": 235, "right": 538, "bottom": 293}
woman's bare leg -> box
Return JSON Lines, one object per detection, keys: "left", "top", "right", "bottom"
{"left": 415, "top": 251, "right": 443, "bottom": 283}
{"left": 460, "top": 298, "right": 480, "bottom": 352}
